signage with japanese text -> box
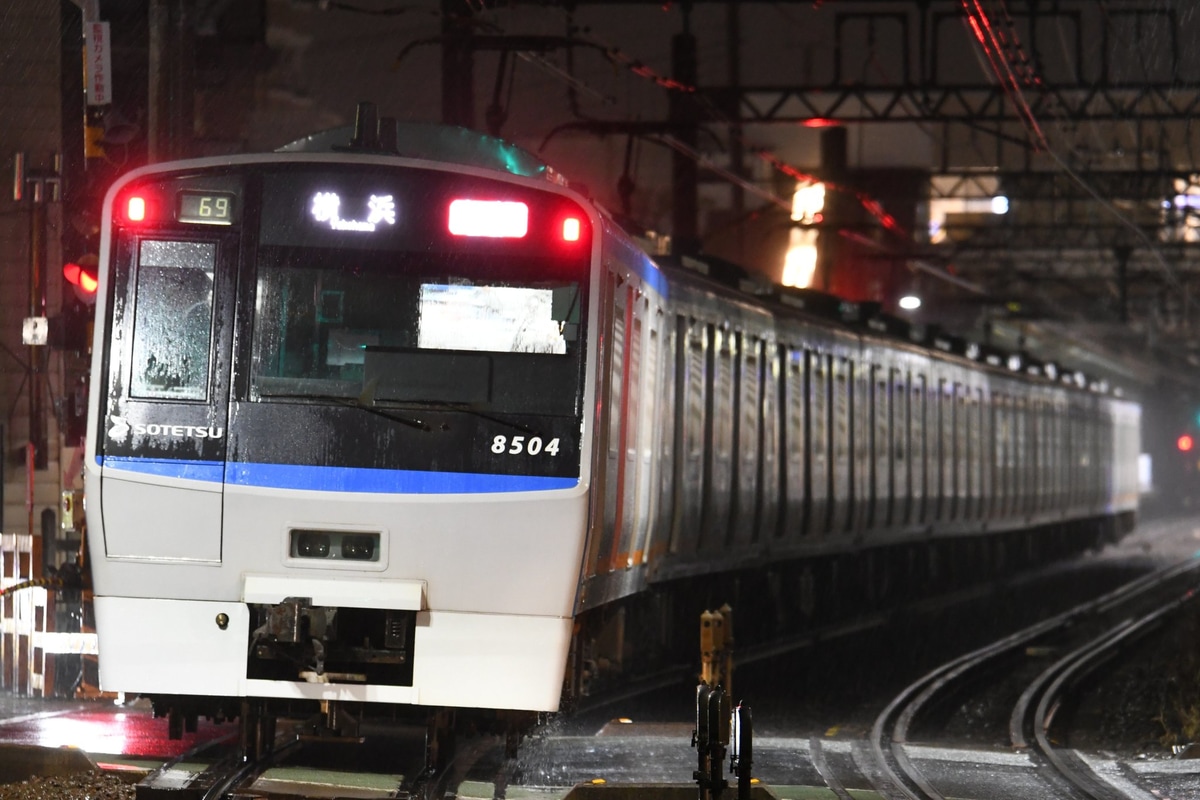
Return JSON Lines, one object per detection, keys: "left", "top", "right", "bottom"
{"left": 85, "top": 22, "right": 111, "bottom": 106}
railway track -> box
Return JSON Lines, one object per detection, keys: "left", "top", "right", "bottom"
{"left": 130, "top": 717, "right": 519, "bottom": 800}
{"left": 135, "top": 729, "right": 298, "bottom": 800}
{"left": 868, "top": 556, "right": 1200, "bottom": 799}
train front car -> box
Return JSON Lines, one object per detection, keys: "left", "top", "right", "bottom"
{"left": 83, "top": 144, "right": 599, "bottom": 725}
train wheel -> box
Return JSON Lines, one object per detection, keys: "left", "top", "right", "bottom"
{"left": 240, "top": 699, "right": 275, "bottom": 762}
{"left": 425, "top": 709, "right": 456, "bottom": 775}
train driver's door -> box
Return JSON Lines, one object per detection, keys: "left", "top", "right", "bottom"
{"left": 97, "top": 234, "right": 236, "bottom": 562}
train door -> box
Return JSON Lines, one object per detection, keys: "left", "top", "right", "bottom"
{"left": 993, "top": 391, "right": 1008, "bottom": 521}
{"left": 669, "top": 313, "right": 707, "bottom": 556}
{"left": 1031, "top": 395, "right": 1044, "bottom": 517}
{"left": 1015, "top": 396, "right": 1030, "bottom": 518}
{"left": 1050, "top": 392, "right": 1063, "bottom": 515}
{"left": 893, "top": 366, "right": 910, "bottom": 527}
{"left": 584, "top": 271, "right": 621, "bottom": 578}
{"left": 1053, "top": 394, "right": 1067, "bottom": 514}
{"left": 971, "top": 385, "right": 987, "bottom": 523}
{"left": 936, "top": 374, "right": 953, "bottom": 523}
{"left": 830, "top": 352, "right": 859, "bottom": 534}
{"left": 910, "top": 373, "right": 927, "bottom": 527}
{"left": 871, "top": 361, "right": 892, "bottom": 531}
{"left": 732, "top": 331, "right": 763, "bottom": 549}
{"left": 807, "top": 349, "right": 830, "bottom": 537}
{"left": 982, "top": 387, "right": 994, "bottom": 521}
{"left": 1075, "top": 398, "right": 1089, "bottom": 512}
{"left": 98, "top": 233, "right": 236, "bottom": 561}
{"left": 779, "top": 344, "right": 806, "bottom": 541}
{"left": 628, "top": 301, "right": 664, "bottom": 570}
{"left": 610, "top": 286, "right": 645, "bottom": 572}
{"left": 1065, "top": 395, "right": 1079, "bottom": 513}
{"left": 701, "top": 324, "right": 736, "bottom": 551}
{"left": 1099, "top": 402, "right": 1114, "bottom": 511}
{"left": 1001, "top": 388, "right": 1014, "bottom": 521}
{"left": 1042, "top": 394, "right": 1054, "bottom": 516}
{"left": 851, "top": 357, "right": 871, "bottom": 534}
{"left": 830, "top": 354, "right": 852, "bottom": 534}
{"left": 596, "top": 276, "right": 648, "bottom": 574}
{"left": 757, "top": 339, "right": 781, "bottom": 543}
{"left": 954, "top": 380, "right": 968, "bottom": 522}
{"left": 651, "top": 310, "right": 679, "bottom": 563}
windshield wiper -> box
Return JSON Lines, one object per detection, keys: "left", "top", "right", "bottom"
{"left": 415, "top": 402, "right": 537, "bottom": 435}
{"left": 256, "top": 391, "right": 430, "bottom": 432}
{"left": 358, "top": 380, "right": 536, "bottom": 435}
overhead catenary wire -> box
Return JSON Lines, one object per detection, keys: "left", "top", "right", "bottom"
{"left": 960, "top": 0, "right": 1048, "bottom": 151}
{"left": 960, "top": 0, "right": 1200, "bottom": 320}
{"left": 387, "top": 2, "right": 912, "bottom": 241}
{"left": 568, "top": 25, "right": 910, "bottom": 239}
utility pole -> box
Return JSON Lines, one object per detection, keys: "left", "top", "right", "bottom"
{"left": 14, "top": 152, "right": 61, "bottom": 544}
{"left": 727, "top": 0, "right": 745, "bottom": 264}
{"left": 148, "top": 0, "right": 195, "bottom": 162}
{"left": 441, "top": 0, "right": 475, "bottom": 129}
{"left": 814, "top": 127, "right": 848, "bottom": 292}
{"left": 670, "top": 8, "right": 699, "bottom": 256}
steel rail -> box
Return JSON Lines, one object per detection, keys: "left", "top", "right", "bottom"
{"left": 199, "top": 735, "right": 302, "bottom": 800}
{"left": 1014, "top": 583, "right": 1200, "bottom": 799}
{"left": 867, "top": 556, "right": 1200, "bottom": 800}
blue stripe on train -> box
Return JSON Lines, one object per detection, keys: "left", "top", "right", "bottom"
{"left": 99, "top": 456, "right": 225, "bottom": 483}
{"left": 99, "top": 456, "right": 577, "bottom": 493}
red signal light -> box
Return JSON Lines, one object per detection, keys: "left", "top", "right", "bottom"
{"left": 126, "top": 196, "right": 147, "bottom": 222}
{"left": 63, "top": 263, "right": 98, "bottom": 294}
{"left": 562, "top": 217, "right": 582, "bottom": 242}
{"left": 64, "top": 255, "right": 99, "bottom": 296}
{"left": 1178, "top": 434, "right": 1194, "bottom": 452}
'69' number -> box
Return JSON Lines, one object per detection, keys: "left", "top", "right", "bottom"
{"left": 492, "top": 435, "right": 560, "bottom": 456}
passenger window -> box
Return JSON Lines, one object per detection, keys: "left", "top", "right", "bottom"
{"left": 130, "top": 239, "right": 216, "bottom": 400}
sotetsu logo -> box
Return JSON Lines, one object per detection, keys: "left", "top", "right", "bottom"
{"left": 108, "top": 415, "right": 224, "bottom": 441}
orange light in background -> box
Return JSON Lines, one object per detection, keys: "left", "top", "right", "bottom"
{"left": 782, "top": 181, "right": 825, "bottom": 288}
{"left": 1178, "top": 434, "right": 1194, "bottom": 452}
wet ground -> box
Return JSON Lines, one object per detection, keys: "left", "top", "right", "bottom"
{"left": 0, "top": 695, "right": 232, "bottom": 767}
{"left": 2, "top": 514, "right": 1200, "bottom": 799}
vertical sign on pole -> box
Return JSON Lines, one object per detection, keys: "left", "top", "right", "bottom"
{"left": 85, "top": 21, "right": 111, "bottom": 107}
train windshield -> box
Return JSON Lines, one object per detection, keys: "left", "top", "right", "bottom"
{"left": 249, "top": 248, "right": 586, "bottom": 416}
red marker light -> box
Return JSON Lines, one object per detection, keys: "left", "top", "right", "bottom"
{"left": 1179, "top": 434, "right": 1194, "bottom": 452}
{"left": 126, "top": 196, "right": 146, "bottom": 222}
{"left": 562, "top": 217, "right": 582, "bottom": 242}
{"left": 448, "top": 199, "right": 528, "bottom": 238}
{"left": 63, "top": 262, "right": 99, "bottom": 294}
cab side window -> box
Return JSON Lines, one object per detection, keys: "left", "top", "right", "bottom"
{"left": 129, "top": 239, "right": 216, "bottom": 401}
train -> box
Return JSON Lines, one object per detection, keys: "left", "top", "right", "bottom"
{"left": 83, "top": 106, "right": 1140, "bottom": 751}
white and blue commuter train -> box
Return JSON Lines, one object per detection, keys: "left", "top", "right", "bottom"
{"left": 84, "top": 110, "right": 1140, "bottom": 739}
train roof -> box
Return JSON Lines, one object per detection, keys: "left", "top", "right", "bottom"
{"left": 657, "top": 251, "right": 1120, "bottom": 397}
{"left": 276, "top": 105, "right": 1125, "bottom": 400}
{"left": 276, "top": 102, "right": 560, "bottom": 183}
